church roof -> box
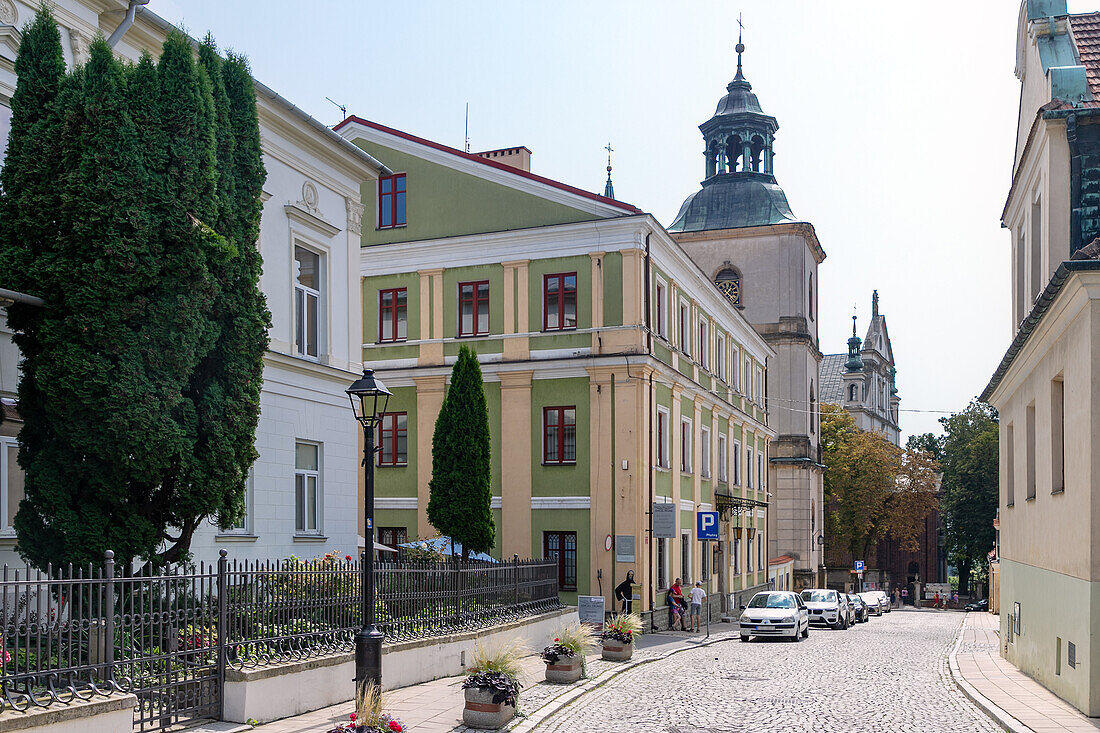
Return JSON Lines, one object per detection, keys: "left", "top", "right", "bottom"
{"left": 713, "top": 79, "right": 765, "bottom": 117}
{"left": 818, "top": 354, "right": 847, "bottom": 406}
{"left": 1069, "top": 13, "right": 1100, "bottom": 108}
{"left": 668, "top": 173, "right": 798, "bottom": 232}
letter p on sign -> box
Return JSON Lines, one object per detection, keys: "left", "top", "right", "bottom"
{"left": 696, "top": 511, "right": 719, "bottom": 540}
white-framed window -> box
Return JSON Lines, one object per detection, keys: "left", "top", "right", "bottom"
{"left": 731, "top": 346, "right": 740, "bottom": 392}
{"left": 218, "top": 470, "right": 254, "bottom": 536}
{"left": 294, "top": 245, "right": 322, "bottom": 359}
{"left": 746, "top": 532, "right": 753, "bottom": 573}
{"left": 680, "top": 417, "right": 693, "bottom": 474}
{"left": 746, "top": 446, "right": 753, "bottom": 489}
{"left": 732, "top": 440, "right": 741, "bottom": 485}
{"left": 715, "top": 333, "right": 725, "bottom": 381}
{"left": 758, "top": 533, "right": 764, "bottom": 571}
{"left": 655, "top": 278, "right": 668, "bottom": 339}
{"left": 700, "top": 425, "right": 711, "bottom": 479}
{"left": 755, "top": 366, "right": 764, "bottom": 405}
{"left": 656, "top": 406, "right": 670, "bottom": 468}
{"left": 294, "top": 442, "right": 322, "bottom": 535}
{"left": 745, "top": 358, "right": 752, "bottom": 397}
{"left": 679, "top": 299, "right": 691, "bottom": 356}
{"left": 758, "top": 452, "right": 765, "bottom": 491}
{"left": 698, "top": 319, "right": 708, "bottom": 370}
{"left": 717, "top": 434, "right": 728, "bottom": 483}
{"left": 732, "top": 537, "right": 741, "bottom": 574}
{"left": 681, "top": 530, "right": 692, "bottom": 584}
{"left": 0, "top": 436, "right": 23, "bottom": 536}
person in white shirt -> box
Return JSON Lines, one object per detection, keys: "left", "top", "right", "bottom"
{"left": 688, "top": 581, "right": 706, "bottom": 632}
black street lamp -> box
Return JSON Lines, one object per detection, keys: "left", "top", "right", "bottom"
{"left": 346, "top": 368, "right": 392, "bottom": 693}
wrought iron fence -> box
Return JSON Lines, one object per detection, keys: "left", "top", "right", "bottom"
{"left": 0, "top": 550, "right": 562, "bottom": 729}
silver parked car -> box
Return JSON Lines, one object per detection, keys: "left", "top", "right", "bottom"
{"left": 800, "top": 588, "right": 850, "bottom": 630}
{"left": 739, "top": 591, "right": 810, "bottom": 642}
{"left": 847, "top": 593, "right": 869, "bottom": 623}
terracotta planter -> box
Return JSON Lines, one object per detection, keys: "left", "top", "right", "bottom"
{"left": 462, "top": 685, "right": 516, "bottom": 729}
{"left": 544, "top": 654, "right": 583, "bottom": 683}
{"left": 601, "top": 639, "right": 633, "bottom": 661}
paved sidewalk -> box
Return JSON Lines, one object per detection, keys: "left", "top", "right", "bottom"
{"left": 950, "top": 611, "right": 1100, "bottom": 732}
{"left": 256, "top": 623, "right": 739, "bottom": 733}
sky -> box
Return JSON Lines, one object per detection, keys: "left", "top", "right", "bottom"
{"left": 150, "top": 0, "right": 1085, "bottom": 440}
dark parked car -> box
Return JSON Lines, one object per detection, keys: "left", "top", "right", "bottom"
{"left": 847, "top": 593, "right": 869, "bottom": 623}
{"left": 965, "top": 598, "right": 989, "bottom": 612}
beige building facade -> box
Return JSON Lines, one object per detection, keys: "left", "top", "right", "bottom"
{"left": 982, "top": 1, "right": 1100, "bottom": 716}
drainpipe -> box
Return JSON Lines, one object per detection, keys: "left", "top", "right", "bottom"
{"left": 107, "top": 0, "right": 150, "bottom": 49}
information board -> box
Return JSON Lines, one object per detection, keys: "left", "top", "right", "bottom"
{"left": 578, "top": 595, "right": 605, "bottom": 626}
{"left": 652, "top": 503, "right": 676, "bottom": 539}
{"left": 615, "top": 535, "right": 635, "bottom": 563}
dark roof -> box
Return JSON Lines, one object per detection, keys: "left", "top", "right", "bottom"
{"left": 668, "top": 172, "right": 798, "bottom": 232}
{"left": 713, "top": 79, "right": 764, "bottom": 117}
{"left": 1070, "top": 13, "right": 1100, "bottom": 108}
{"left": 334, "top": 116, "right": 641, "bottom": 215}
{"left": 982, "top": 259, "right": 1100, "bottom": 401}
{"left": 819, "top": 354, "right": 847, "bottom": 405}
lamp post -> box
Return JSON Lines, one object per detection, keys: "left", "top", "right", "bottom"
{"left": 346, "top": 368, "right": 392, "bottom": 693}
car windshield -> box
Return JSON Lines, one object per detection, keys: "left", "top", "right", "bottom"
{"left": 800, "top": 590, "right": 835, "bottom": 603}
{"left": 748, "top": 593, "right": 795, "bottom": 609}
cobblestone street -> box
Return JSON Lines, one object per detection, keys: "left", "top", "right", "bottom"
{"left": 535, "top": 610, "right": 1000, "bottom": 733}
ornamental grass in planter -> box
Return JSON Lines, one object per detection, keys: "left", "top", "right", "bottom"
{"left": 329, "top": 682, "right": 406, "bottom": 733}
{"left": 461, "top": 637, "right": 528, "bottom": 729}
{"left": 541, "top": 621, "right": 597, "bottom": 683}
{"left": 600, "top": 612, "right": 641, "bottom": 661}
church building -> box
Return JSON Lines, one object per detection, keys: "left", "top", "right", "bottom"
{"left": 668, "top": 37, "right": 827, "bottom": 589}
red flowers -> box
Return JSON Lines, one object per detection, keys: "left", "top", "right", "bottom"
{"left": 554, "top": 638, "right": 559, "bottom": 642}
{"left": 346, "top": 555, "right": 353, "bottom": 561}
{"left": 348, "top": 713, "right": 357, "bottom": 722}
{"left": 388, "top": 721, "right": 403, "bottom": 732}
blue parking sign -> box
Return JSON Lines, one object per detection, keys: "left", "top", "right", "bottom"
{"left": 696, "top": 511, "right": 719, "bottom": 540}
{"left": 854, "top": 560, "right": 864, "bottom": 572}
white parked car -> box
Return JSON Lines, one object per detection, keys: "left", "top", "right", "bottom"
{"left": 800, "top": 588, "right": 850, "bottom": 630}
{"left": 859, "top": 591, "right": 887, "bottom": 616}
{"left": 739, "top": 591, "right": 810, "bottom": 642}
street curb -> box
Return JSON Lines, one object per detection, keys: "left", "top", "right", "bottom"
{"left": 506, "top": 631, "right": 738, "bottom": 732}
{"left": 947, "top": 613, "right": 1031, "bottom": 733}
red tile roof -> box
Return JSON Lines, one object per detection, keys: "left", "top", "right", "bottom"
{"left": 768, "top": 555, "right": 795, "bottom": 566}
{"left": 333, "top": 115, "right": 641, "bottom": 214}
{"left": 1070, "top": 13, "right": 1100, "bottom": 107}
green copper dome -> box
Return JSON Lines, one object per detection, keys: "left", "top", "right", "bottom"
{"left": 668, "top": 172, "right": 796, "bottom": 232}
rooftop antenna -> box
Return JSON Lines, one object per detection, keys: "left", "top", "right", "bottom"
{"left": 465, "top": 102, "right": 470, "bottom": 153}
{"left": 325, "top": 96, "right": 347, "bottom": 122}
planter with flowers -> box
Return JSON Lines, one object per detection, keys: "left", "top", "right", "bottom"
{"left": 329, "top": 682, "right": 405, "bottom": 733}
{"left": 600, "top": 612, "right": 641, "bottom": 661}
{"left": 540, "top": 621, "right": 596, "bottom": 683}
{"left": 461, "top": 638, "right": 527, "bottom": 729}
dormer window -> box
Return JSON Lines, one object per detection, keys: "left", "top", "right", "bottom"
{"left": 714, "top": 268, "right": 741, "bottom": 305}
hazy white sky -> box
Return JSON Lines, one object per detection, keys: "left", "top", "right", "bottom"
{"left": 151, "top": 1, "right": 1091, "bottom": 439}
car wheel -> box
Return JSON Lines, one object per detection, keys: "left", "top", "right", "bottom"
{"left": 801, "top": 625, "right": 809, "bottom": 638}
{"left": 740, "top": 635, "right": 749, "bottom": 642}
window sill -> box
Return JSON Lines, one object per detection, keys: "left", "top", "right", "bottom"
{"left": 456, "top": 333, "right": 492, "bottom": 340}
{"left": 681, "top": 471, "right": 693, "bottom": 476}
{"left": 378, "top": 463, "right": 409, "bottom": 468}
{"left": 216, "top": 533, "right": 258, "bottom": 543}
{"left": 1052, "top": 487, "right": 1065, "bottom": 495}
{"left": 376, "top": 224, "right": 408, "bottom": 231}
{"left": 542, "top": 462, "right": 578, "bottom": 467}
{"left": 654, "top": 465, "right": 670, "bottom": 472}
{"left": 376, "top": 339, "right": 409, "bottom": 345}
{"left": 1025, "top": 496, "right": 1036, "bottom": 503}
{"left": 293, "top": 534, "right": 329, "bottom": 542}
{"left": 541, "top": 327, "right": 578, "bottom": 333}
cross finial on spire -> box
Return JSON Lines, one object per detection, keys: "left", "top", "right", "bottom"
{"left": 603, "top": 142, "right": 615, "bottom": 199}
{"left": 734, "top": 13, "right": 746, "bottom": 82}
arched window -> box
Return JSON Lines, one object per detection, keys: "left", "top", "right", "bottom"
{"left": 809, "top": 382, "right": 816, "bottom": 435}
{"left": 714, "top": 268, "right": 741, "bottom": 305}
{"left": 848, "top": 384, "right": 858, "bottom": 402}
{"left": 808, "top": 274, "right": 814, "bottom": 321}
{"left": 750, "top": 135, "right": 765, "bottom": 172}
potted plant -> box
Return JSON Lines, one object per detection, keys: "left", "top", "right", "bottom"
{"left": 600, "top": 612, "right": 641, "bottom": 661}
{"left": 541, "top": 621, "right": 596, "bottom": 683}
{"left": 461, "top": 638, "right": 527, "bottom": 729}
{"left": 329, "top": 682, "right": 406, "bottom": 733}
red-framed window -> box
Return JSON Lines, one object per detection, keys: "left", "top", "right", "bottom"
{"left": 458, "top": 281, "right": 490, "bottom": 337}
{"left": 543, "top": 273, "right": 577, "bottom": 331}
{"left": 543, "top": 406, "right": 577, "bottom": 464}
{"left": 378, "top": 526, "right": 407, "bottom": 548}
{"left": 543, "top": 531, "right": 577, "bottom": 591}
{"left": 378, "top": 288, "right": 407, "bottom": 343}
{"left": 377, "top": 412, "right": 408, "bottom": 466}
{"left": 378, "top": 173, "right": 407, "bottom": 229}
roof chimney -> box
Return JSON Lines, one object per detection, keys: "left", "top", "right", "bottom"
{"left": 475, "top": 146, "right": 531, "bottom": 172}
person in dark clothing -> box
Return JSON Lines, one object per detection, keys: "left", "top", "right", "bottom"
{"left": 614, "top": 570, "right": 635, "bottom": 613}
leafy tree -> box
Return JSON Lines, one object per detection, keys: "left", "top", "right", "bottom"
{"left": 427, "top": 345, "right": 495, "bottom": 560}
{"left": 939, "top": 400, "right": 999, "bottom": 595}
{"left": 906, "top": 432, "right": 944, "bottom": 463}
{"left": 821, "top": 404, "right": 940, "bottom": 564}
{"left": 1, "top": 10, "right": 268, "bottom": 569}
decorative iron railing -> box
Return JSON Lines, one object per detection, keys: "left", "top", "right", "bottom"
{"left": 0, "top": 550, "right": 562, "bottom": 729}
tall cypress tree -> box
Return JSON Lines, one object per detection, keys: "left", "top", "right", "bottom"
{"left": 427, "top": 346, "right": 495, "bottom": 559}
{"left": 4, "top": 11, "right": 268, "bottom": 569}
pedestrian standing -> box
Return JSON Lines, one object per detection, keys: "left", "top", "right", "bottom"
{"left": 901, "top": 587, "right": 908, "bottom": 605}
{"left": 893, "top": 588, "right": 900, "bottom": 609}
{"left": 934, "top": 591, "right": 941, "bottom": 609}
{"left": 669, "top": 578, "right": 687, "bottom": 631}
{"left": 689, "top": 581, "right": 706, "bottom": 633}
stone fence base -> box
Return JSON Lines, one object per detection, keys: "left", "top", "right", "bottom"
{"left": 0, "top": 693, "right": 136, "bottom": 733}
{"left": 224, "top": 606, "right": 577, "bottom": 724}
